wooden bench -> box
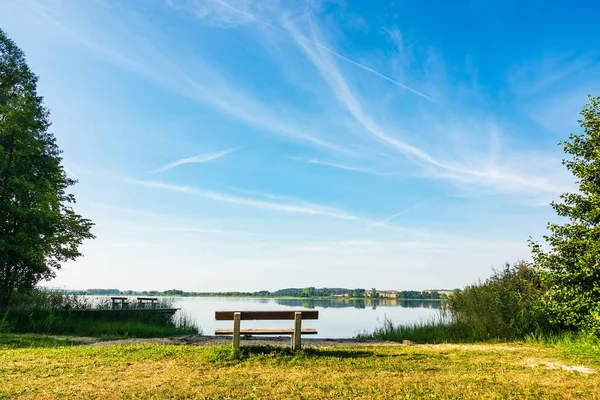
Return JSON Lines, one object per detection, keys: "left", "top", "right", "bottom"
{"left": 136, "top": 297, "right": 159, "bottom": 309}
{"left": 214, "top": 310, "right": 318, "bottom": 350}
{"left": 110, "top": 297, "right": 129, "bottom": 309}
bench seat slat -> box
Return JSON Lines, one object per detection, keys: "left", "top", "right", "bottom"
{"left": 215, "top": 310, "right": 318, "bottom": 321}
{"left": 215, "top": 328, "right": 318, "bottom": 335}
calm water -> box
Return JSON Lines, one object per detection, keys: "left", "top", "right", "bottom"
{"left": 173, "top": 297, "right": 441, "bottom": 338}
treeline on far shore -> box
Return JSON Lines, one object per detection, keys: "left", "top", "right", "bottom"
{"left": 80, "top": 287, "right": 449, "bottom": 300}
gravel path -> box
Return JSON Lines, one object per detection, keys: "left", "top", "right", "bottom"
{"left": 85, "top": 335, "right": 402, "bottom": 348}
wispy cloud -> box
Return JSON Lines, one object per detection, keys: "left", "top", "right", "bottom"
{"left": 227, "top": 238, "right": 525, "bottom": 254}
{"left": 298, "top": 37, "right": 438, "bottom": 103}
{"left": 287, "top": 20, "right": 572, "bottom": 199}
{"left": 287, "top": 21, "right": 450, "bottom": 167}
{"left": 25, "top": 0, "right": 346, "bottom": 154}
{"left": 62, "top": 165, "right": 80, "bottom": 180}
{"left": 27, "top": 0, "right": 571, "bottom": 201}
{"left": 122, "top": 177, "right": 356, "bottom": 220}
{"left": 290, "top": 157, "right": 395, "bottom": 176}
{"left": 153, "top": 146, "right": 243, "bottom": 173}
{"left": 194, "top": 0, "right": 437, "bottom": 102}
{"left": 366, "top": 209, "right": 411, "bottom": 229}
{"left": 160, "top": 226, "right": 253, "bottom": 235}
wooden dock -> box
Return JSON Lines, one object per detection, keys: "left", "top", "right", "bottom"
{"left": 72, "top": 308, "right": 178, "bottom": 315}
{"left": 66, "top": 308, "right": 179, "bottom": 318}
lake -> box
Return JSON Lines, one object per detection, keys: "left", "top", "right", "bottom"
{"left": 173, "top": 297, "right": 442, "bottom": 338}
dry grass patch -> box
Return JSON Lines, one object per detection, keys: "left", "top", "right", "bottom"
{"left": 1, "top": 341, "right": 600, "bottom": 399}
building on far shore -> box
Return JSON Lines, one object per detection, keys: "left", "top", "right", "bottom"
{"left": 364, "top": 290, "right": 398, "bottom": 299}
{"left": 433, "top": 290, "right": 454, "bottom": 296}
{"left": 335, "top": 289, "right": 455, "bottom": 298}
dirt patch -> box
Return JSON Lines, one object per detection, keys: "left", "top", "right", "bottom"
{"left": 87, "top": 335, "right": 400, "bottom": 348}
{"left": 526, "top": 359, "right": 595, "bottom": 374}
{"left": 80, "top": 336, "right": 537, "bottom": 350}
{"left": 50, "top": 336, "right": 98, "bottom": 344}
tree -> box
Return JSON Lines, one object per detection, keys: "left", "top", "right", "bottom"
{"left": 0, "top": 29, "right": 94, "bottom": 309}
{"left": 300, "top": 287, "right": 315, "bottom": 297}
{"left": 530, "top": 95, "right": 600, "bottom": 335}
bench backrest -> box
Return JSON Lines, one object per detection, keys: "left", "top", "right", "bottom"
{"left": 215, "top": 310, "right": 318, "bottom": 321}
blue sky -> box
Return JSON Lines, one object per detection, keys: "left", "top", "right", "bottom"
{"left": 1, "top": 0, "right": 599, "bottom": 292}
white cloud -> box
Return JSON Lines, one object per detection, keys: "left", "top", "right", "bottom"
{"left": 153, "top": 146, "right": 242, "bottom": 173}
{"left": 366, "top": 209, "right": 411, "bottom": 229}
{"left": 123, "top": 177, "right": 356, "bottom": 220}
{"left": 26, "top": 0, "right": 573, "bottom": 202}
{"left": 290, "top": 157, "right": 395, "bottom": 176}
{"left": 159, "top": 226, "right": 253, "bottom": 235}
{"left": 286, "top": 20, "right": 572, "bottom": 200}
{"left": 25, "top": 0, "right": 346, "bottom": 153}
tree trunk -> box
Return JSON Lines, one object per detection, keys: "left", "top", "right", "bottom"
{"left": 0, "top": 295, "right": 9, "bottom": 310}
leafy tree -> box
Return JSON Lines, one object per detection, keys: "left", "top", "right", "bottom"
{"left": 530, "top": 95, "right": 600, "bottom": 335}
{"left": 314, "top": 287, "right": 331, "bottom": 297}
{"left": 300, "top": 287, "right": 315, "bottom": 297}
{"left": 0, "top": 29, "right": 94, "bottom": 309}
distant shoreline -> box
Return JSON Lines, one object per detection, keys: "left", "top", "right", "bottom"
{"left": 81, "top": 294, "right": 444, "bottom": 301}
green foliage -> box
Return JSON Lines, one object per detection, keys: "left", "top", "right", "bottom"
{"left": 0, "top": 29, "right": 94, "bottom": 308}
{"left": 350, "top": 288, "right": 365, "bottom": 298}
{"left": 359, "top": 317, "right": 480, "bottom": 343}
{"left": 9, "top": 288, "right": 95, "bottom": 310}
{"left": 448, "top": 261, "right": 552, "bottom": 339}
{"left": 396, "top": 290, "right": 444, "bottom": 300}
{"left": 1, "top": 308, "right": 198, "bottom": 338}
{"left": 365, "top": 262, "right": 551, "bottom": 343}
{"left": 530, "top": 95, "right": 600, "bottom": 336}
{"left": 1, "top": 289, "right": 199, "bottom": 338}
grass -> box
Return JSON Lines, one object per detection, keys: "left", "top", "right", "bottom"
{"left": 1, "top": 337, "right": 599, "bottom": 399}
{"left": 0, "top": 333, "right": 87, "bottom": 349}
{"left": 1, "top": 289, "right": 200, "bottom": 338}
{"left": 358, "top": 318, "right": 485, "bottom": 344}
{"left": 1, "top": 308, "right": 200, "bottom": 338}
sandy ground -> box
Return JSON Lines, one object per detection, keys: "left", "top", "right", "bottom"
{"left": 51, "top": 335, "right": 522, "bottom": 349}
{"left": 79, "top": 335, "right": 400, "bottom": 348}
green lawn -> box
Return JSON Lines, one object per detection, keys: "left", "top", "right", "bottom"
{"left": 1, "top": 334, "right": 599, "bottom": 399}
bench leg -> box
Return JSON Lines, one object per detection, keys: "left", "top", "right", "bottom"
{"left": 292, "top": 312, "right": 302, "bottom": 351}
{"left": 233, "top": 312, "right": 241, "bottom": 349}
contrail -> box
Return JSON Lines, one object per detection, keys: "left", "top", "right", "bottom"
{"left": 366, "top": 209, "right": 411, "bottom": 228}
{"left": 213, "top": 0, "right": 437, "bottom": 102}
{"left": 153, "top": 146, "right": 243, "bottom": 173}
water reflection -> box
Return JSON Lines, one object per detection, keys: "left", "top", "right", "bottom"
{"left": 273, "top": 298, "right": 442, "bottom": 310}
{"left": 170, "top": 297, "right": 441, "bottom": 338}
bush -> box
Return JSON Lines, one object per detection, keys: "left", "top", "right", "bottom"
{"left": 448, "top": 261, "right": 552, "bottom": 340}
{"left": 364, "top": 261, "right": 554, "bottom": 343}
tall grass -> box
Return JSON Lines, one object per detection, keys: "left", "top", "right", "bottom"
{"left": 358, "top": 317, "right": 481, "bottom": 344}
{"left": 1, "top": 289, "right": 200, "bottom": 338}
{"left": 447, "top": 261, "right": 552, "bottom": 339}
{"left": 365, "top": 262, "right": 555, "bottom": 343}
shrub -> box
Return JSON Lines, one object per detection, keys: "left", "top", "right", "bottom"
{"left": 447, "top": 261, "right": 552, "bottom": 340}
